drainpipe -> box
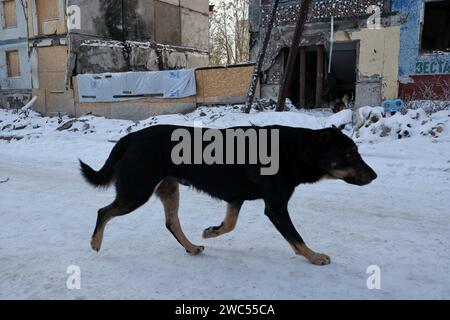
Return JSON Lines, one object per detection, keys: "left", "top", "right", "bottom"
{"left": 21, "top": 96, "right": 38, "bottom": 111}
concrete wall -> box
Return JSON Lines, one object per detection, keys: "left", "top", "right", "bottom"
{"left": 68, "top": 0, "right": 209, "bottom": 48}
{"left": 73, "top": 40, "right": 209, "bottom": 75}
{"left": 68, "top": 0, "right": 154, "bottom": 41}
{"left": 180, "top": 1, "right": 209, "bottom": 50}
{"left": 67, "top": 0, "right": 210, "bottom": 75}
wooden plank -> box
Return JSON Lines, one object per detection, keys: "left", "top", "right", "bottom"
{"left": 3, "top": 0, "right": 17, "bottom": 28}
{"left": 6, "top": 50, "right": 20, "bottom": 77}
{"left": 299, "top": 47, "right": 306, "bottom": 107}
{"left": 277, "top": 0, "right": 312, "bottom": 111}
{"left": 36, "top": 0, "right": 59, "bottom": 34}
{"left": 316, "top": 45, "right": 324, "bottom": 107}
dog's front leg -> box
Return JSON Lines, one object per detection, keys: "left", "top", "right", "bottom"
{"left": 203, "top": 201, "right": 243, "bottom": 239}
{"left": 264, "top": 200, "right": 331, "bottom": 265}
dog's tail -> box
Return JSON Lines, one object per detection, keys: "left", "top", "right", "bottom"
{"left": 79, "top": 136, "right": 131, "bottom": 188}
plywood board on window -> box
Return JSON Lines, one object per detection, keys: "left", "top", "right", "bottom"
{"left": 36, "top": 0, "right": 59, "bottom": 34}
{"left": 196, "top": 65, "right": 256, "bottom": 104}
{"left": 6, "top": 50, "right": 21, "bottom": 77}
{"left": 3, "top": 0, "right": 17, "bottom": 28}
{"left": 37, "top": 46, "right": 68, "bottom": 73}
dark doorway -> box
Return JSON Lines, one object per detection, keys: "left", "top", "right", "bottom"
{"left": 281, "top": 42, "right": 357, "bottom": 108}
{"left": 282, "top": 46, "right": 317, "bottom": 107}
{"left": 325, "top": 42, "right": 357, "bottom": 103}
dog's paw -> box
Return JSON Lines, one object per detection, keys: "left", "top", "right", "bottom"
{"left": 186, "top": 245, "right": 205, "bottom": 255}
{"left": 307, "top": 253, "right": 331, "bottom": 266}
{"left": 202, "top": 226, "right": 220, "bottom": 239}
{"left": 90, "top": 238, "right": 101, "bottom": 252}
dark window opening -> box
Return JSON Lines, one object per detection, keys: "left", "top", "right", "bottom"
{"left": 421, "top": 0, "right": 450, "bottom": 53}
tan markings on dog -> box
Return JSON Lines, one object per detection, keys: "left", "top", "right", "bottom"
{"left": 290, "top": 241, "right": 331, "bottom": 266}
{"left": 91, "top": 217, "right": 113, "bottom": 252}
{"left": 320, "top": 174, "right": 339, "bottom": 181}
{"left": 156, "top": 177, "right": 204, "bottom": 255}
{"left": 91, "top": 201, "right": 132, "bottom": 252}
{"left": 328, "top": 168, "right": 357, "bottom": 179}
{"left": 203, "top": 202, "right": 242, "bottom": 239}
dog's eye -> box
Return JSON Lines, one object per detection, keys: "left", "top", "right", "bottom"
{"left": 345, "top": 153, "right": 352, "bottom": 159}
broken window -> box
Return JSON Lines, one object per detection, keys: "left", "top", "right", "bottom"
{"left": 3, "top": 0, "right": 17, "bottom": 28}
{"left": 6, "top": 50, "right": 21, "bottom": 77}
{"left": 421, "top": 0, "right": 450, "bottom": 52}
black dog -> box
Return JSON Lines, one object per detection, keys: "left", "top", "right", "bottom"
{"left": 80, "top": 125, "right": 377, "bottom": 265}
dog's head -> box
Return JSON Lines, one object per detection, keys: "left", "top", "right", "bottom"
{"left": 313, "top": 127, "right": 377, "bottom": 186}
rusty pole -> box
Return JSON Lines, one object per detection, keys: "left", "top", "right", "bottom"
{"left": 245, "top": 0, "right": 280, "bottom": 114}
{"left": 277, "top": 0, "right": 312, "bottom": 111}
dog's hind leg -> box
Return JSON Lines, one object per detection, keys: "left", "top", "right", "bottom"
{"left": 203, "top": 201, "right": 243, "bottom": 239}
{"left": 91, "top": 179, "right": 157, "bottom": 252}
{"left": 156, "top": 177, "right": 204, "bottom": 255}
{"left": 91, "top": 198, "right": 147, "bottom": 252}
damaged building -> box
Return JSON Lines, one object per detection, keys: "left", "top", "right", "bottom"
{"left": 1, "top": 0, "right": 212, "bottom": 117}
{"left": 249, "top": 0, "right": 450, "bottom": 108}
{"left": 0, "top": 0, "right": 32, "bottom": 108}
{"left": 396, "top": 0, "right": 450, "bottom": 101}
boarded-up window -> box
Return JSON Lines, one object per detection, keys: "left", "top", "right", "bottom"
{"left": 154, "top": 1, "right": 181, "bottom": 46}
{"left": 6, "top": 50, "right": 21, "bottom": 77}
{"left": 3, "top": 0, "right": 17, "bottom": 28}
{"left": 36, "top": 0, "right": 58, "bottom": 34}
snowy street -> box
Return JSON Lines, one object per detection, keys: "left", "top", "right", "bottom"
{"left": 1, "top": 107, "right": 449, "bottom": 299}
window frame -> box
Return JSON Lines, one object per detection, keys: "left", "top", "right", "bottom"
{"left": 419, "top": 0, "right": 450, "bottom": 55}
{"left": 2, "top": 0, "right": 18, "bottom": 29}
{"left": 6, "top": 49, "right": 21, "bottom": 78}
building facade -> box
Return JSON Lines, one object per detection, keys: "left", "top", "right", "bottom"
{"left": 0, "top": 0, "right": 32, "bottom": 108}
{"left": 249, "top": 0, "right": 450, "bottom": 108}
{"left": 395, "top": 0, "right": 450, "bottom": 101}
{"left": 1, "top": 0, "right": 211, "bottom": 116}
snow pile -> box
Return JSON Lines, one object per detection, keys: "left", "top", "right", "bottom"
{"left": 2, "top": 104, "right": 448, "bottom": 146}
{"left": 355, "top": 106, "right": 450, "bottom": 143}
{"left": 0, "top": 108, "right": 132, "bottom": 142}
{"left": 408, "top": 100, "right": 450, "bottom": 114}
{"left": 0, "top": 105, "right": 353, "bottom": 143}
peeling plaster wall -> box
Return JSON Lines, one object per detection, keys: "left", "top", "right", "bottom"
{"left": 344, "top": 26, "right": 401, "bottom": 104}
{"left": 73, "top": 40, "right": 209, "bottom": 74}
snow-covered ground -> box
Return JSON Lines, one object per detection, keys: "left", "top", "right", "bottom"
{"left": 0, "top": 105, "right": 449, "bottom": 299}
